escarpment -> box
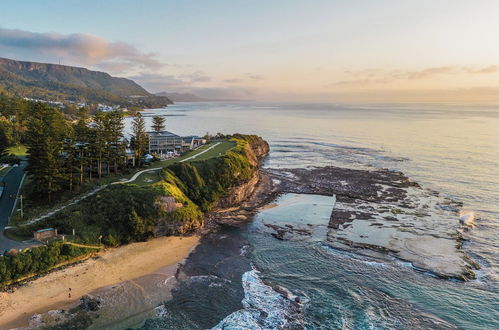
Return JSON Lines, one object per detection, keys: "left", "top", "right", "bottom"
{"left": 154, "top": 135, "right": 269, "bottom": 235}
{"left": 217, "top": 137, "right": 269, "bottom": 208}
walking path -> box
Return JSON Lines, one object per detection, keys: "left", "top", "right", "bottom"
{"left": 23, "top": 166, "right": 165, "bottom": 226}
{"left": 23, "top": 185, "right": 110, "bottom": 226}
{"left": 64, "top": 241, "right": 102, "bottom": 249}
{"left": 19, "top": 142, "right": 222, "bottom": 227}
{"left": 179, "top": 142, "right": 221, "bottom": 162}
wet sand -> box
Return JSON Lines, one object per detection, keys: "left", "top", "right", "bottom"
{"left": 0, "top": 235, "right": 199, "bottom": 329}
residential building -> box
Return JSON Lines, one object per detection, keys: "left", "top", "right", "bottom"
{"left": 148, "top": 131, "right": 206, "bottom": 156}
{"left": 182, "top": 136, "right": 207, "bottom": 150}
{"left": 148, "top": 131, "right": 184, "bottom": 155}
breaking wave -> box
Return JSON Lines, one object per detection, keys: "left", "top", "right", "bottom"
{"left": 212, "top": 267, "right": 307, "bottom": 329}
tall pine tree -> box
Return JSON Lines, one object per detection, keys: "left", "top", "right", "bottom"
{"left": 152, "top": 115, "right": 165, "bottom": 133}
{"left": 25, "top": 103, "right": 70, "bottom": 201}
{"left": 131, "top": 113, "right": 148, "bottom": 164}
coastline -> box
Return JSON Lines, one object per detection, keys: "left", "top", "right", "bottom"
{"left": 0, "top": 135, "right": 271, "bottom": 329}
{"left": 0, "top": 235, "right": 199, "bottom": 329}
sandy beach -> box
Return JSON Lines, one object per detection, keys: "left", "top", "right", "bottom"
{"left": 0, "top": 235, "right": 199, "bottom": 329}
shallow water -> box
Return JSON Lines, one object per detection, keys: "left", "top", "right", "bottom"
{"left": 122, "top": 102, "right": 498, "bottom": 329}
{"left": 246, "top": 193, "right": 497, "bottom": 329}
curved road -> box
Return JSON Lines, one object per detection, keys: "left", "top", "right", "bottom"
{"left": 0, "top": 142, "right": 226, "bottom": 252}
{"left": 0, "top": 162, "right": 33, "bottom": 252}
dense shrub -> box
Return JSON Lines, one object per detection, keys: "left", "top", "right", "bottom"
{"left": 0, "top": 241, "right": 92, "bottom": 285}
{"left": 15, "top": 135, "right": 263, "bottom": 247}
{"left": 168, "top": 135, "right": 256, "bottom": 211}
{"left": 17, "top": 184, "right": 163, "bottom": 245}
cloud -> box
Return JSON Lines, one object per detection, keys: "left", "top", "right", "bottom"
{"left": 247, "top": 74, "right": 264, "bottom": 80}
{"left": 129, "top": 72, "right": 255, "bottom": 99}
{"left": 332, "top": 78, "right": 390, "bottom": 87}
{"left": 224, "top": 78, "right": 244, "bottom": 84}
{"left": 468, "top": 65, "right": 499, "bottom": 74}
{"left": 182, "top": 70, "right": 212, "bottom": 83}
{"left": 333, "top": 65, "right": 499, "bottom": 88}
{"left": 392, "top": 66, "right": 458, "bottom": 79}
{"left": 189, "top": 87, "right": 255, "bottom": 100}
{"left": 224, "top": 74, "right": 264, "bottom": 84}
{"left": 0, "top": 27, "right": 162, "bottom": 72}
{"left": 129, "top": 73, "right": 187, "bottom": 92}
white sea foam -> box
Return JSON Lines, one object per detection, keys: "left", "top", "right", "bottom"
{"left": 240, "top": 244, "right": 250, "bottom": 256}
{"left": 188, "top": 274, "right": 232, "bottom": 284}
{"left": 320, "top": 243, "right": 389, "bottom": 269}
{"left": 459, "top": 211, "right": 475, "bottom": 227}
{"left": 212, "top": 267, "right": 304, "bottom": 329}
{"left": 154, "top": 305, "right": 170, "bottom": 317}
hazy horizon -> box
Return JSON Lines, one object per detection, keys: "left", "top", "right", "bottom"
{"left": 2, "top": 0, "right": 499, "bottom": 103}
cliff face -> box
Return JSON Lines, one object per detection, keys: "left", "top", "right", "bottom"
{"left": 0, "top": 57, "right": 172, "bottom": 107}
{"left": 0, "top": 57, "right": 149, "bottom": 96}
{"left": 155, "top": 135, "right": 269, "bottom": 235}
{"left": 217, "top": 138, "right": 269, "bottom": 208}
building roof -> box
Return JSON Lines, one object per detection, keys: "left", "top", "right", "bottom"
{"left": 36, "top": 228, "right": 55, "bottom": 233}
{"left": 147, "top": 131, "right": 180, "bottom": 138}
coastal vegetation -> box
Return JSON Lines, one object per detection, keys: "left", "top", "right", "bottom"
{"left": 1, "top": 87, "right": 268, "bottom": 287}
{"left": 10, "top": 135, "right": 266, "bottom": 245}
{"left": 23, "top": 103, "right": 129, "bottom": 201}
{"left": 152, "top": 115, "right": 166, "bottom": 132}
{"left": 168, "top": 135, "right": 257, "bottom": 211}
{"left": 0, "top": 241, "right": 96, "bottom": 286}
{"left": 0, "top": 93, "right": 154, "bottom": 203}
{"left": 130, "top": 113, "right": 149, "bottom": 161}
{"left": 0, "top": 57, "right": 172, "bottom": 109}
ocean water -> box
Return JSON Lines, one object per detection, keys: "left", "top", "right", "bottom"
{"left": 124, "top": 102, "right": 498, "bottom": 329}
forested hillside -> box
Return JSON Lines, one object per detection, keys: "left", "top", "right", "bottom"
{"left": 0, "top": 57, "right": 172, "bottom": 108}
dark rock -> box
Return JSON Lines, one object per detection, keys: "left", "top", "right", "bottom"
{"left": 80, "top": 295, "right": 101, "bottom": 312}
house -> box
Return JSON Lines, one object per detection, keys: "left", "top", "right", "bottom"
{"left": 148, "top": 131, "right": 206, "bottom": 156}
{"left": 148, "top": 131, "right": 184, "bottom": 155}
{"left": 34, "top": 228, "right": 58, "bottom": 241}
{"left": 182, "top": 136, "right": 207, "bottom": 150}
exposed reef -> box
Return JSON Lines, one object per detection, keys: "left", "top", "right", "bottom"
{"left": 267, "top": 166, "right": 479, "bottom": 280}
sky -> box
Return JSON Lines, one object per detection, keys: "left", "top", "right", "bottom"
{"left": 1, "top": 0, "right": 499, "bottom": 102}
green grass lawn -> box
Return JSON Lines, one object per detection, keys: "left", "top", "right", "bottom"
{"left": 7, "top": 145, "right": 28, "bottom": 157}
{"left": 10, "top": 141, "right": 237, "bottom": 227}
{"left": 132, "top": 141, "right": 236, "bottom": 185}
{"left": 187, "top": 141, "right": 236, "bottom": 162}
{"left": 134, "top": 171, "right": 162, "bottom": 186}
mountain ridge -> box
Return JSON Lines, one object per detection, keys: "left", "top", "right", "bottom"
{"left": 0, "top": 57, "right": 172, "bottom": 108}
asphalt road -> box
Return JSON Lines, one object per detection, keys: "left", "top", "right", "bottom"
{"left": 0, "top": 162, "right": 33, "bottom": 253}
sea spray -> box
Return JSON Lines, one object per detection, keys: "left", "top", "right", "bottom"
{"left": 212, "top": 266, "right": 306, "bottom": 329}
{"left": 459, "top": 211, "right": 476, "bottom": 227}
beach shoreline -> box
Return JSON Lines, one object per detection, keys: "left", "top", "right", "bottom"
{"left": 0, "top": 138, "right": 271, "bottom": 329}
{"left": 0, "top": 235, "right": 199, "bottom": 329}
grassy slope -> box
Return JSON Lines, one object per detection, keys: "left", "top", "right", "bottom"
{"left": 9, "top": 137, "right": 255, "bottom": 243}
{"left": 1, "top": 135, "right": 264, "bottom": 286}
{"left": 188, "top": 141, "right": 236, "bottom": 161}
{"left": 9, "top": 142, "right": 221, "bottom": 225}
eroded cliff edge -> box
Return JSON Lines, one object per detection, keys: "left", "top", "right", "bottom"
{"left": 155, "top": 134, "right": 271, "bottom": 235}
